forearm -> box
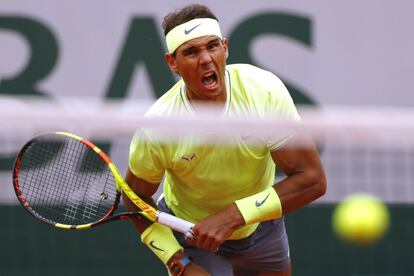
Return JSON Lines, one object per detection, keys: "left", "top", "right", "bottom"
{"left": 274, "top": 169, "right": 326, "bottom": 215}
{"left": 122, "top": 193, "right": 154, "bottom": 233}
{"left": 235, "top": 140, "right": 326, "bottom": 225}
{"left": 123, "top": 169, "right": 161, "bottom": 232}
{"left": 270, "top": 135, "right": 326, "bottom": 215}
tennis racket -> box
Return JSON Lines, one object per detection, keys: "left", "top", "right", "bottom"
{"left": 12, "top": 131, "right": 194, "bottom": 237}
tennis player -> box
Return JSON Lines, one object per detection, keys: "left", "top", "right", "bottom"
{"left": 124, "top": 4, "right": 326, "bottom": 276}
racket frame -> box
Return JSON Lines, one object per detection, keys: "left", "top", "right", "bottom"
{"left": 13, "top": 131, "right": 194, "bottom": 235}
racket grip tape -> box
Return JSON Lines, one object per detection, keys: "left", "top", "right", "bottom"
{"left": 157, "top": 211, "right": 194, "bottom": 238}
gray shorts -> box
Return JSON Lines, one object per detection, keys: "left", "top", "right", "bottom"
{"left": 158, "top": 198, "right": 290, "bottom": 276}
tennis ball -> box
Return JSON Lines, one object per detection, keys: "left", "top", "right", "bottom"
{"left": 332, "top": 193, "right": 390, "bottom": 245}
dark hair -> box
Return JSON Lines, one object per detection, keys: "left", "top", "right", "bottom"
{"left": 162, "top": 4, "right": 219, "bottom": 36}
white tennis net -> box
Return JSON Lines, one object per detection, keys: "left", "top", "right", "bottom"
{"left": 1, "top": 96, "right": 413, "bottom": 146}
{"left": 1, "top": 96, "right": 413, "bottom": 204}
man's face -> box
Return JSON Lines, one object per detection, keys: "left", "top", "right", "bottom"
{"left": 166, "top": 35, "right": 229, "bottom": 102}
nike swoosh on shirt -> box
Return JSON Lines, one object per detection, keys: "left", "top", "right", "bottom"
{"left": 150, "top": 241, "right": 165, "bottom": 252}
{"left": 255, "top": 193, "right": 270, "bottom": 207}
{"left": 184, "top": 23, "right": 202, "bottom": 35}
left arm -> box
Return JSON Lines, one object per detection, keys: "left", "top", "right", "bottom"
{"left": 189, "top": 134, "right": 326, "bottom": 251}
{"left": 271, "top": 134, "right": 327, "bottom": 214}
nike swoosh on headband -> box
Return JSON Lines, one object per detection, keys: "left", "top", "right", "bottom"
{"left": 255, "top": 193, "right": 270, "bottom": 207}
{"left": 184, "top": 23, "right": 202, "bottom": 35}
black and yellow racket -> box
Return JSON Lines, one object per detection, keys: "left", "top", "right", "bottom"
{"left": 12, "top": 131, "right": 194, "bottom": 236}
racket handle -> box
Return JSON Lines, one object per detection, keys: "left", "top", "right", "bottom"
{"left": 157, "top": 211, "right": 194, "bottom": 238}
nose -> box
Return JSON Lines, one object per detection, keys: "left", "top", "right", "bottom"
{"left": 199, "top": 51, "right": 213, "bottom": 65}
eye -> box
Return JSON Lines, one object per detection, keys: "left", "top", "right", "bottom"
{"left": 208, "top": 42, "right": 219, "bottom": 50}
{"left": 184, "top": 48, "right": 197, "bottom": 57}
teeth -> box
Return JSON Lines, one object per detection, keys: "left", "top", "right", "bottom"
{"left": 202, "top": 74, "right": 216, "bottom": 85}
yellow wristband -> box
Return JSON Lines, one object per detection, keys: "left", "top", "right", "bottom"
{"left": 141, "top": 223, "right": 183, "bottom": 264}
{"left": 235, "top": 187, "right": 282, "bottom": 225}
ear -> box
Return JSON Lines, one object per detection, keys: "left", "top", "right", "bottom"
{"left": 222, "top": 38, "right": 229, "bottom": 59}
{"left": 165, "top": 53, "right": 179, "bottom": 75}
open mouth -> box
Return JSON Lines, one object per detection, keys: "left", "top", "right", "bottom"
{"left": 201, "top": 72, "right": 218, "bottom": 89}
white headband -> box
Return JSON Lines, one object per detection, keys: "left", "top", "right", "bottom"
{"left": 166, "top": 18, "right": 222, "bottom": 54}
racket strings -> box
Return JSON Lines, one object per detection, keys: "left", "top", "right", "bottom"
{"left": 20, "top": 142, "right": 73, "bottom": 222}
{"left": 66, "top": 143, "right": 111, "bottom": 221}
{"left": 62, "top": 140, "right": 97, "bottom": 221}
{"left": 18, "top": 135, "right": 118, "bottom": 225}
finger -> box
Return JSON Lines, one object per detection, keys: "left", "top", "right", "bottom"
{"left": 185, "top": 233, "right": 197, "bottom": 246}
{"left": 193, "top": 234, "right": 208, "bottom": 249}
{"left": 196, "top": 235, "right": 218, "bottom": 251}
{"left": 209, "top": 240, "right": 221, "bottom": 253}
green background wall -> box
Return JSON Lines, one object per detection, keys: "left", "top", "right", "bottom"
{"left": 2, "top": 204, "right": 413, "bottom": 276}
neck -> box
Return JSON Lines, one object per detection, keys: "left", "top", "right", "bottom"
{"left": 187, "top": 90, "right": 226, "bottom": 103}
{"left": 186, "top": 88, "right": 227, "bottom": 112}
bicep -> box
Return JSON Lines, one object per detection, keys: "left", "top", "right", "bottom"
{"left": 271, "top": 135, "right": 322, "bottom": 177}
